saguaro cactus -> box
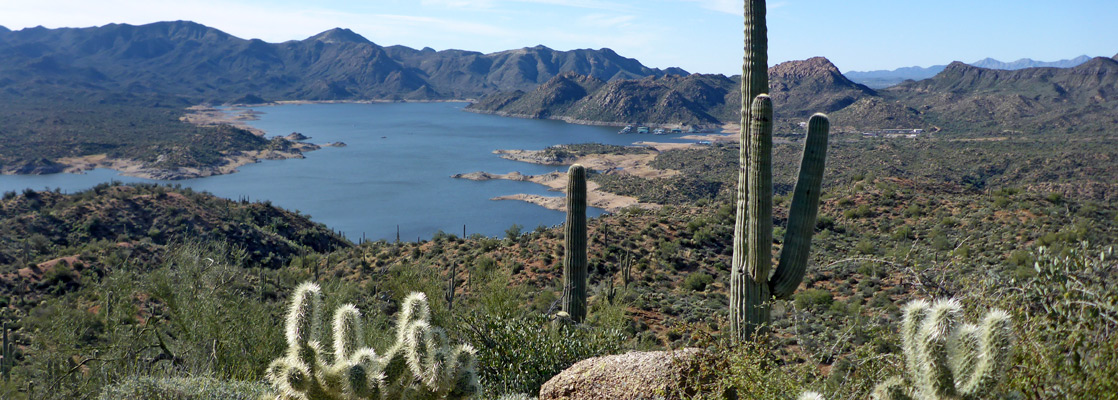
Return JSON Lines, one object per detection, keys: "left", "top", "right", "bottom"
{"left": 266, "top": 282, "right": 479, "bottom": 400}
{"left": 2, "top": 322, "right": 12, "bottom": 382}
{"left": 729, "top": 0, "right": 831, "bottom": 339}
{"left": 561, "top": 164, "right": 588, "bottom": 323}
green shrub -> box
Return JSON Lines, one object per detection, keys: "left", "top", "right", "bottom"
{"left": 794, "top": 289, "right": 834, "bottom": 310}
{"left": 683, "top": 272, "right": 714, "bottom": 292}
{"left": 680, "top": 336, "right": 812, "bottom": 400}
{"left": 1005, "top": 245, "right": 1118, "bottom": 398}
{"left": 460, "top": 313, "right": 626, "bottom": 398}
{"left": 99, "top": 376, "right": 267, "bottom": 400}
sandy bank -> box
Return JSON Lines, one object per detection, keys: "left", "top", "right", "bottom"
{"left": 182, "top": 105, "right": 268, "bottom": 136}
{"left": 454, "top": 170, "right": 655, "bottom": 213}
{"left": 51, "top": 143, "right": 318, "bottom": 180}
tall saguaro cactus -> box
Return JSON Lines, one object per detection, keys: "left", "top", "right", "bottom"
{"left": 562, "top": 164, "right": 588, "bottom": 323}
{"left": 729, "top": 0, "right": 831, "bottom": 339}
{"left": 740, "top": 0, "right": 769, "bottom": 135}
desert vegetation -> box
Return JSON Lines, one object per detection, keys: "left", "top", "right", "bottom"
{"left": 0, "top": 0, "right": 1115, "bottom": 399}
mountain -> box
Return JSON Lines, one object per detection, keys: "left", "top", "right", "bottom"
{"left": 844, "top": 65, "right": 947, "bottom": 89}
{"left": 970, "top": 55, "right": 1092, "bottom": 70}
{"left": 468, "top": 57, "right": 883, "bottom": 129}
{"left": 846, "top": 56, "right": 1096, "bottom": 89}
{"left": 381, "top": 45, "right": 686, "bottom": 98}
{"left": 471, "top": 55, "right": 1118, "bottom": 135}
{"left": 884, "top": 57, "right": 1118, "bottom": 133}
{"left": 0, "top": 21, "right": 684, "bottom": 102}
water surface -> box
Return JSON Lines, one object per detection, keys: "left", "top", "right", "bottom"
{"left": 0, "top": 102, "right": 688, "bottom": 241}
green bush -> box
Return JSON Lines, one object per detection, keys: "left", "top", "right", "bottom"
{"left": 460, "top": 313, "right": 626, "bottom": 398}
{"left": 680, "top": 336, "right": 813, "bottom": 400}
{"left": 1005, "top": 245, "right": 1118, "bottom": 398}
{"left": 683, "top": 272, "right": 714, "bottom": 292}
{"left": 98, "top": 376, "right": 267, "bottom": 400}
{"left": 794, "top": 289, "right": 834, "bottom": 310}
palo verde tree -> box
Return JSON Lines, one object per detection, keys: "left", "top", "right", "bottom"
{"left": 729, "top": 0, "right": 831, "bottom": 339}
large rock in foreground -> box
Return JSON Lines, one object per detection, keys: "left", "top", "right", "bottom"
{"left": 539, "top": 348, "right": 705, "bottom": 400}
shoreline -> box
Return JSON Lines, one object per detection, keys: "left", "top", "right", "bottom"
{"left": 0, "top": 105, "right": 324, "bottom": 180}
{"left": 452, "top": 171, "right": 656, "bottom": 213}
{"left": 463, "top": 107, "right": 741, "bottom": 131}
{"left": 450, "top": 122, "right": 744, "bottom": 212}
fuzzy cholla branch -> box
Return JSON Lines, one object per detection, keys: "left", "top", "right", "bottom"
{"left": 266, "top": 283, "right": 479, "bottom": 400}
{"left": 804, "top": 299, "right": 1012, "bottom": 400}
{"left": 883, "top": 298, "right": 1013, "bottom": 400}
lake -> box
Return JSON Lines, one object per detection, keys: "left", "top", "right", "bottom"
{"left": 0, "top": 102, "right": 685, "bottom": 241}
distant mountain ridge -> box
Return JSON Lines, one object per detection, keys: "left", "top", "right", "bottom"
{"left": 970, "top": 55, "right": 1093, "bottom": 70}
{"left": 883, "top": 57, "right": 1118, "bottom": 133}
{"left": 846, "top": 55, "right": 1094, "bottom": 89}
{"left": 468, "top": 57, "right": 884, "bottom": 129}
{"left": 0, "top": 21, "right": 685, "bottom": 102}
{"left": 470, "top": 55, "right": 1118, "bottom": 134}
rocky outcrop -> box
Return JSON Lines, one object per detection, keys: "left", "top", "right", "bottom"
{"left": 538, "top": 348, "right": 706, "bottom": 400}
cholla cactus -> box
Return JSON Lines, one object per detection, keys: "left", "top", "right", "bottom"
{"left": 878, "top": 299, "right": 1013, "bottom": 400}
{"left": 266, "top": 283, "right": 479, "bottom": 400}
{"left": 798, "top": 392, "right": 825, "bottom": 400}
{"left": 802, "top": 299, "right": 1012, "bottom": 400}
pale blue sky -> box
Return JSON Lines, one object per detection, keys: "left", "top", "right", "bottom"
{"left": 1, "top": 0, "right": 1113, "bottom": 74}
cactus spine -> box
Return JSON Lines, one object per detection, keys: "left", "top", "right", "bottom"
{"left": 874, "top": 299, "right": 1013, "bottom": 400}
{"left": 561, "top": 164, "right": 588, "bottom": 323}
{"left": 266, "top": 282, "right": 479, "bottom": 400}
{"left": 729, "top": 0, "right": 831, "bottom": 339}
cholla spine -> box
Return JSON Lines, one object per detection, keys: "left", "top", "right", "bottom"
{"left": 801, "top": 300, "right": 1012, "bottom": 400}
{"left": 878, "top": 299, "right": 1013, "bottom": 400}
{"left": 267, "top": 285, "right": 479, "bottom": 400}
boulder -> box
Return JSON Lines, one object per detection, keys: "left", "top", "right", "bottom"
{"left": 538, "top": 348, "right": 706, "bottom": 400}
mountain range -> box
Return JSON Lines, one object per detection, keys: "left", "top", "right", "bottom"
{"left": 0, "top": 21, "right": 684, "bottom": 102}
{"left": 467, "top": 57, "right": 878, "bottom": 130}
{"left": 845, "top": 55, "right": 1095, "bottom": 89}
{"left": 468, "top": 56, "right": 1118, "bottom": 135}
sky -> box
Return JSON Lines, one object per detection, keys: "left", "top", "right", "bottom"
{"left": 1, "top": 0, "right": 1114, "bottom": 75}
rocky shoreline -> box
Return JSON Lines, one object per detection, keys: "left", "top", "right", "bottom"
{"left": 0, "top": 105, "right": 327, "bottom": 180}
{"left": 453, "top": 169, "right": 652, "bottom": 213}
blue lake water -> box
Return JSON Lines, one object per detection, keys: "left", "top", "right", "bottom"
{"left": 0, "top": 102, "right": 690, "bottom": 241}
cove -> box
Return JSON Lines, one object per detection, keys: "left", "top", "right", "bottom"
{"left": 0, "top": 102, "right": 685, "bottom": 241}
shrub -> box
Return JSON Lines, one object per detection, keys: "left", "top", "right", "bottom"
{"left": 1005, "top": 245, "right": 1118, "bottom": 398}
{"left": 684, "top": 272, "right": 714, "bottom": 292}
{"left": 99, "top": 376, "right": 268, "bottom": 400}
{"left": 794, "top": 289, "right": 834, "bottom": 310}
{"left": 460, "top": 313, "right": 626, "bottom": 398}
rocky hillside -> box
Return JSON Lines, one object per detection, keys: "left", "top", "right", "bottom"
{"left": 470, "top": 55, "right": 1118, "bottom": 134}
{"left": 0, "top": 183, "right": 349, "bottom": 270}
{"left": 0, "top": 21, "right": 683, "bottom": 102}
{"left": 885, "top": 57, "right": 1118, "bottom": 133}
{"left": 467, "top": 57, "right": 889, "bottom": 130}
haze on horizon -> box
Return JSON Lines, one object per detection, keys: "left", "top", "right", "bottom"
{"left": 1, "top": 0, "right": 1114, "bottom": 75}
